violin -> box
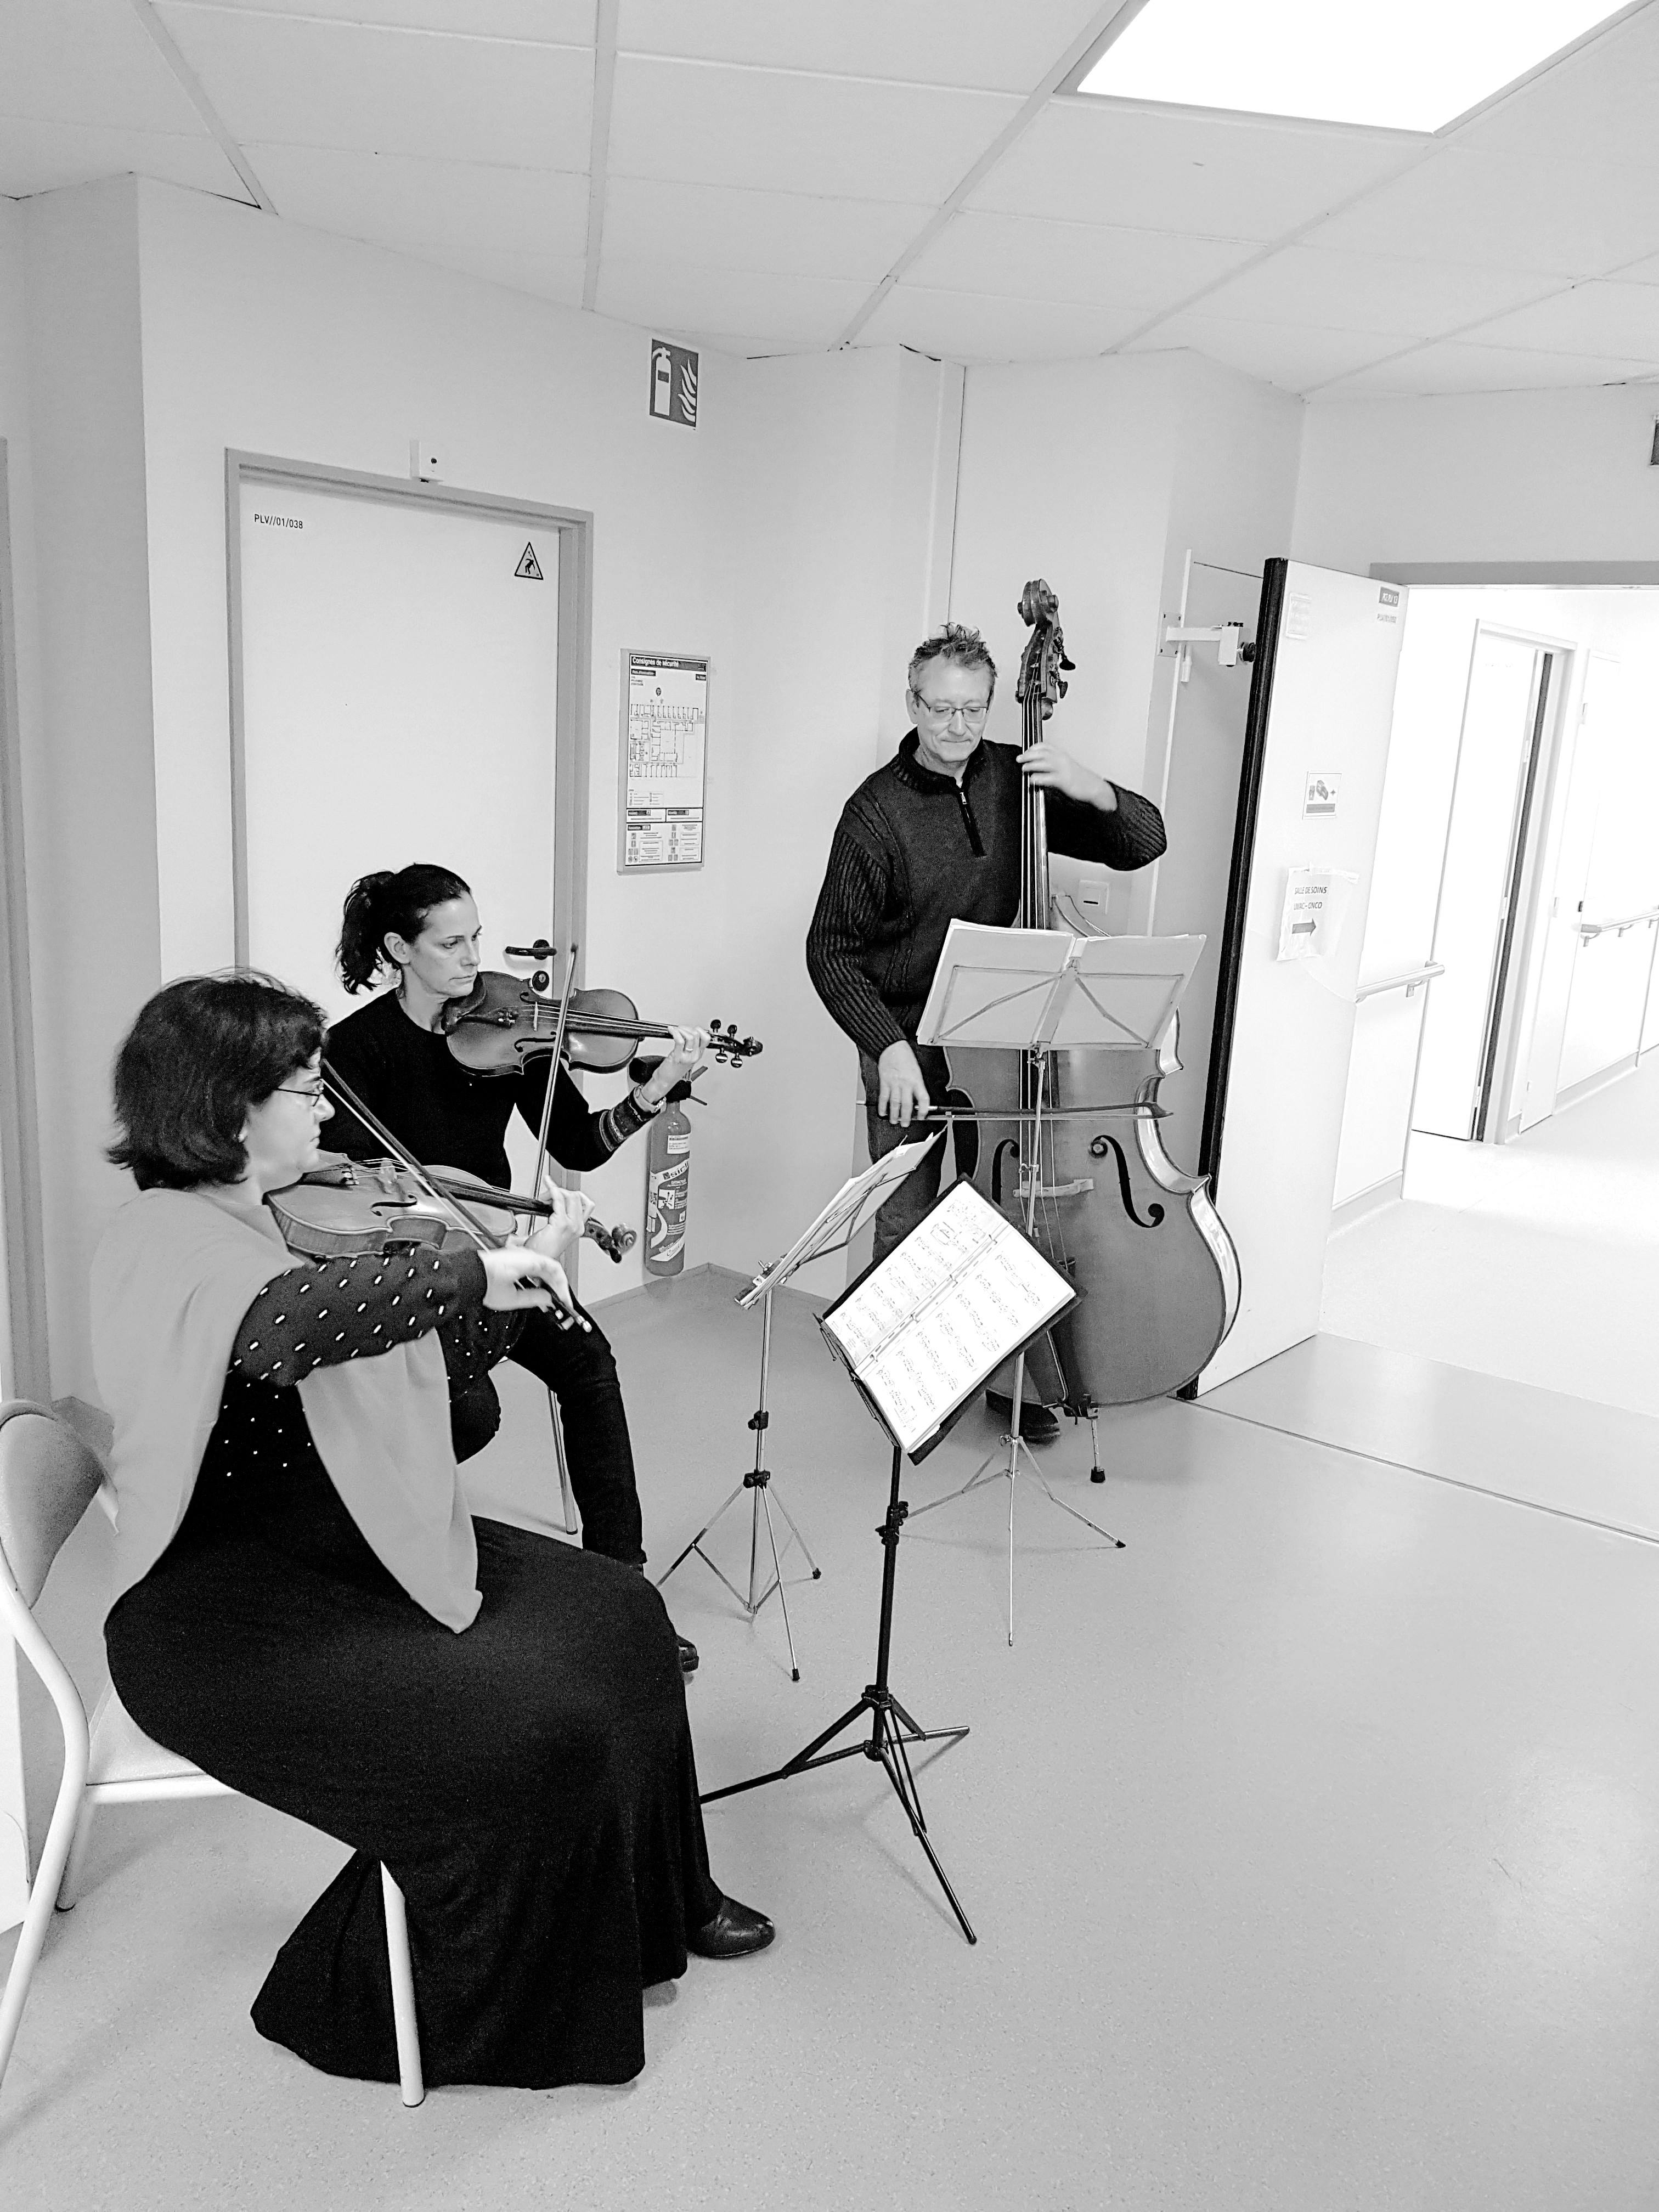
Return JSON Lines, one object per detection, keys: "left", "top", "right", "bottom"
{"left": 440, "top": 962, "right": 762, "bottom": 1078}
{"left": 273, "top": 1154, "right": 637, "bottom": 1266}
{"left": 946, "top": 579, "right": 1240, "bottom": 1408}
{"left": 269, "top": 1064, "right": 600, "bottom": 1333}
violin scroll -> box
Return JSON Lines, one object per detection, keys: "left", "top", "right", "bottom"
{"left": 707, "top": 1019, "right": 762, "bottom": 1066}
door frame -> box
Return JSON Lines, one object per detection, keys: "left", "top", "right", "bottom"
{"left": 224, "top": 452, "right": 594, "bottom": 976}
{"left": 1410, "top": 618, "right": 1575, "bottom": 1146}
{"left": 0, "top": 439, "right": 48, "bottom": 1400}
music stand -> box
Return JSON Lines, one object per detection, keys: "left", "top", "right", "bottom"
{"left": 909, "top": 923, "right": 1204, "bottom": 1644}
{"left": 703, "top": 1178, "right": 1079, "bottom": 1944}
{"left": 656, "top": 1135, "right": 939, "bottom": 1679}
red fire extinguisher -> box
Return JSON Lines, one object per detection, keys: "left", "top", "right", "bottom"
{"left": 643, "top": 1080, "right": 693, "bottom": 1278}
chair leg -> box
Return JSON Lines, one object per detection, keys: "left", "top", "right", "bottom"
{"left": 380, "top": 1865, "right": 424, "bottom": 2107}
{"left": 55, "top": 1799, "right": 98, "bottom": 1913}
{"left": 0, "top": 1657, "right": 89, "bottom": 2096}
{"left": 548, "top": 1391, "right": 579, "bottom": 1536}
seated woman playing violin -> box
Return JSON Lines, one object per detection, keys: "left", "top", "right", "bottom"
{"left": 94, "top": 972, "right": 773, "bottom": 2094}
{"left": 323, "top": 864, "right": 706, "bottom": 1673}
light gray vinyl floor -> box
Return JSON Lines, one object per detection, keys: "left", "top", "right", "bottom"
{"left": 1323, "top": 1051, "right": 1659, "bottom": 1417}
{"left": 5, "top": 1270, "right": 1659, "bottom": 2210}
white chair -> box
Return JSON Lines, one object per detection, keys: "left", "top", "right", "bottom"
{"left": 0, "top": 1401, "right": 424, "bottom": 2106}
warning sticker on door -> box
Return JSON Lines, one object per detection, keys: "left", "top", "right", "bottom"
{"left": 515, "top": 542, "right": 543, "bottom": 580}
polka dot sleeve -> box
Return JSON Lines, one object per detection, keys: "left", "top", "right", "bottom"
{"left": 228, "top": 1246, "right": 489, "bottom": 1387}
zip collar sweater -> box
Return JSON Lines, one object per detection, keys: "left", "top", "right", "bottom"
{"left": 806, "top": 731, "right": 1166, "bottom": 1062}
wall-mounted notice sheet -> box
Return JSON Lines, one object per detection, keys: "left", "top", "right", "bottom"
{"left": 819, "top": 1180, "right": 1076, "bottom": 1460}
{"left": 620, "top": 650, "right": 707, "bottom": 871}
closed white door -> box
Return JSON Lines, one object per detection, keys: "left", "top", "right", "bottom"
{"left": 238, "top": 478, "right": 561, "bottom": 1026}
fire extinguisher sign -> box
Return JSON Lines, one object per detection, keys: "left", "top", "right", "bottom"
{"left": 649, "top": 339, "right": 698, "bottom": 428}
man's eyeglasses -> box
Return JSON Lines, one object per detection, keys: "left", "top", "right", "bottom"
{"left": 275, "top": 1082, "right": 331, "bottom": 1110}
{"left": 913, "top": 695, "right": 990, "bottom": 727}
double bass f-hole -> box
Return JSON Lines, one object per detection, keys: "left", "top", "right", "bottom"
{"left": 1087, "top": 1135, "right": 1165, "bottom": 1230}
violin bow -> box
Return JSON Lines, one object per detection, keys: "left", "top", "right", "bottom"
{"left": 318, "top": 1060, "right": 512, "bottom": 1250}
{"left": 525, "top": 943, "right": 579, "bottom": 1211}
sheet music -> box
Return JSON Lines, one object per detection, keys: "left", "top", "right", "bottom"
{"left": 821, "top": 1181, "right": 1074, "bottom": 1455}
{"left": 735, "top": 1135, "right": 939, "bottom": 1309}
{"left": 916, "top": 921, "right": 1206, "bottom": 1052}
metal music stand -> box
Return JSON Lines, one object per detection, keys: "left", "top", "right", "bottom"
{"left": 656, "top": 1135, "right": 939, "bottom": 1679}
{"left": 703, "top": 1180, "right": 1079, "bottom": 1944}
{"left": 908, "top": 923, "right": 1203, "bottom": 1644}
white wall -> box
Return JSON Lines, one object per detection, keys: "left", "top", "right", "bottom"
{"left": 10, "top": 179, "right": 975, "bottom": 1387}
{"left": 950, "top": 347, "right": 1304, "bottom": 1163}
{"left": 1294, "top": 384, "right": 1659, "bottom": 575}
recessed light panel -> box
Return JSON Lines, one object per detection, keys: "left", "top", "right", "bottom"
{"left": 1077, "top": 0, "right": 1626, "bottom": 133}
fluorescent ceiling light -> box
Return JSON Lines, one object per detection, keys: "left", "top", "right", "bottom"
{"left": 1077, "top": 0, "right": 1626, "bottom": 133}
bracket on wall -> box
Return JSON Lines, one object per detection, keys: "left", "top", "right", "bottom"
{"left": 1162, "top": 619, "right": 1256, "bottom": 680}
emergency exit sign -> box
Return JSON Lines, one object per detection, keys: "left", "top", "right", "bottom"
{"left": 650, "top": 340, "right": 698, "bottom": 428}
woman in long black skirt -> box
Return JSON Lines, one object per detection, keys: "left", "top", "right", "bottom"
{"left": 92, "top": 974, "right": 771, "bottom": 2091}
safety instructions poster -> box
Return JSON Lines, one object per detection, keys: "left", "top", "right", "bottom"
{"left": 620, "top": 651, "right": 707, "bottom": 871}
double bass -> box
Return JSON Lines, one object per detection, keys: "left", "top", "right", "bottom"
{"left": 946, "top": 580, "right": 1239, "bottom": 1411}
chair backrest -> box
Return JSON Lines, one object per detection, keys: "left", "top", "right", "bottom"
{"left": 0, "top": 1401, "right": 106, "bottom": 1610}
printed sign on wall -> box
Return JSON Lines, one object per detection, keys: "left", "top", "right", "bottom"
{"left": 620, "top": 651, "right": 707, "bottom": 872}
{"left": 650, "top": 340, "right": 699, "bottom": 428}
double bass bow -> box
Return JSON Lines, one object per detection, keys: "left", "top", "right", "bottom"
{"left": 946, "top": 579, "right": 1239, "bottom": 1413}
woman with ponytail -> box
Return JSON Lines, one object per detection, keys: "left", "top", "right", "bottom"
{"left": 325, "top": 865, "right": 707, "bottom": 1674}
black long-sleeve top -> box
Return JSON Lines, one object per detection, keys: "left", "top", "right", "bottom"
{"left": 323, "top": 986, "right": 654, "bottom": 1189}
{"left": 194, "top": 1244, "right": 490, "bottom": 1505}
{"left": 806, "top": 733, "right": 1167, "bottom": 1060}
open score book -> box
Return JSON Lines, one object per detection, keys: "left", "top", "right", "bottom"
{"left": 819, "top": 1180, "right": 1077, "bottom": 1459}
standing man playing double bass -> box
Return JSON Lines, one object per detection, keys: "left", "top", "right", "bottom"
{"left": 805, "top": 622, "right": 1166, "bottom": 1434}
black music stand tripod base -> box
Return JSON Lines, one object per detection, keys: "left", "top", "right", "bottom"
{"left": 702, "top": 1444, "right": 976, "bottom": 1945}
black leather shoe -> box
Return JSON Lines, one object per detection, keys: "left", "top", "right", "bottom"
{"left": 676, "top": 1634, "right": 700, "bottom": 1678}
{"left": 985, "top": 1390, "right": 1059, "bottom": 1443}
{"left": 688, "top": 1896, "right": 775, "bottom": 1959}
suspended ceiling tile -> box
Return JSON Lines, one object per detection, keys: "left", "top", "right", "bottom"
{"left": 1190, "top": 246, "right": 1561, "bottom": 341}
{"left": 180, "top": 1, "right": 596, "bottom": 35}
{"left": 1452, "top": 6, "right": 1659, "bottom": 168}
{"left": 1460, "top": 281, "right": 1659, "bottom": 360}
{"left": 0, "top": 0, "right": 211, "bottom": 133}
{"left": 907, "top": 208, "right": 1260, "bottom": 313}
{"left": 607, "top": 55, "right": 1021, "bottom": 203}
{"left": 247, "top": 144, "right": 589, "bottom": 262}
{"left": 1320, "top": 340, "right": 1659, "bottom": 398}
{"left": 1124, "top": 315, "right": 1407, "bottom": 394}
{"left": 596, "top": 257, "right": 869, "bottom": 347}
{"left": 972, "top": 99, "right": 1426, "bottom": 243}
{"left": 857, "top": 283, "right": 1144, "bottom": 362}
{"left": 0, "top": 118, "right": 246, "bottom": 201}
{"left": 616, "top": 0, "right": 1106, "bottom": 93}
{"left": 156, "top": 4, "right": 592, "bottom": 167}
{"left": 1304, "top": 148, "right": 1659, "bottom": 282}
{"left": 601, "top": 177, "right": 929, "bottom": 283}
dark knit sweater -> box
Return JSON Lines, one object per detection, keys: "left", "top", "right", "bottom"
{"left": 806, "top": 733, "right": 1167, "bottom": 1059}
{"left": 324, "top": 987, "right": 654, "bottom": 1190}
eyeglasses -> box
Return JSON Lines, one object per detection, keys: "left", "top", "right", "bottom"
{"left": 275, "top": 1082, "right": 331, "bottom": 1109}
{"left": 913, "top": 695, "right": 990, "bottom": 727}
